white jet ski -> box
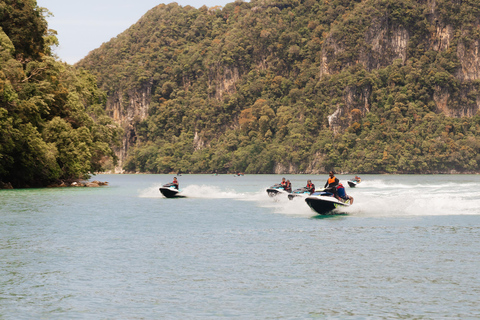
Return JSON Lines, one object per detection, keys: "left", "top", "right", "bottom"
{"left": 287, "top": 187, "right": 313, "bottom": 200}
{"left": 266, "top": 184, "right": 290, "bottom": 197}
{"left": 305, "top": 191, "right": 351, "bottom": 215}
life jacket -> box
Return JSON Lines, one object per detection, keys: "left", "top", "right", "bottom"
{"left": 306, "top": 183, "right": 315, "bottom": 193}
{"left": 327, "top": 177, "right": 336, "bottom": 185}
{"left": 337, "top": 183, "right": 346, "bottom": 198}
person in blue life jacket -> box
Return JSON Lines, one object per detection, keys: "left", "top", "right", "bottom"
{"left": 336, "top": 183, "right": 354, "bottom": 204}
{"left": 172, "top": 177, "right": 179, "bottom": 190}
{"left": 305, "top": 179, "right": 315, "bottom": 194}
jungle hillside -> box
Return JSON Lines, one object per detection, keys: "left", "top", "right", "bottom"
{"left": 81, "top": 0, "right": 480, "bottom": 174}
{"left": 0, "top": 0, "right": 123, "bottom": 188}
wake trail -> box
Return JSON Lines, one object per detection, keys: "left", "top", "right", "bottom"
{"left": 139, "top": 183, "right": 251, "bottom": 199}
{"left": 139, "top": 180, "right": 480, "bottom": 217}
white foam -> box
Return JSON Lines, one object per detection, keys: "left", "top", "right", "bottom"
{"left": 138, "top": 183, "right": 165, "bottom": 198}
{"left": 180, "top": 184, "right": 245, "bottom": 199}
{"left": 138, "top": 178, "right": 480, "bottom": 217}
{"left": 264, "top": 178, "right": 480, "bottom": 217}
{"left": 347, "top": 182, "right": 480, "bottom": 217}
{"left": 140, "top": 183, "right": 250, "bottom": 199}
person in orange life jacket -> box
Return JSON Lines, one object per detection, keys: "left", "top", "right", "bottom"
{"left": 284, "top": 180, "right": 292, "bottom": 193}
{"left": 336, "top": 183, "right": 354, "bottom": 204}
{"left": 172, "top": 177, "right": 179, "bottom": 190}
{"left": 305, "top": 179, "right": 315, "bottom": 194}
{"left": 324, "top": 170, "right": 340, "bottom": 198}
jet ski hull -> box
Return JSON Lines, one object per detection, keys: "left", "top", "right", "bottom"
{"left": 159, "top": 186, "right": 185, "bottom": 198}
{"left": 266, "top": 188, "right": 288, "bottom": 197}
{"left": 266, "top": 184, "right": 290, "bottom": 197}
{"left": 347, "top": 180, "right": 358, "bottom": 188}
{"left": 288, "top": 193, "right": 309, "bottom": 200}
{"left": 288, "top": 188, "right": 312, "bottom": 200}
{"left": 305, "top": 193, "right": 350, "bottom": 215}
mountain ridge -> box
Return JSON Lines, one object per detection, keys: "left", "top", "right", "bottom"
{"left": 77, "top": 0, "right": 480, "bottom": 174}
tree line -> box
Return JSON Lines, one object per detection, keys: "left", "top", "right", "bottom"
{"left": 0, "top": 0, "right": 122, "bottom": 188}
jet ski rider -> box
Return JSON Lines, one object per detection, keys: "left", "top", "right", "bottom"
{"left": 305, "top": 180, "right": 315, "bottom": 194}
{"left": 285, "top": 180, "right": 292, "bottom": 193}
{"left": 324, "top": 170, "right": 340, "bottom": 198}
{"left": 337, "top": 183, "right": 354, "bottom": 204}
{"left": 172, "top": 177, "right": 179, "bottom": 190}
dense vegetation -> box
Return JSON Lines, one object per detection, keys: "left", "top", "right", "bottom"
{"left": 0, "top": 0, "right": 122, "bottom": 188}
{"left": 77, "top": 0, "right": 480, "bottom": 174}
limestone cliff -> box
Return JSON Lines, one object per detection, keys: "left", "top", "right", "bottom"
{"left": 106, "top": 83, "right": 152, "bottom": 170}
{"left": 324, "top": 0, "right": 480, "bottom": 134}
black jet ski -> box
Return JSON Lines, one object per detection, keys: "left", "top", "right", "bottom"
{"left": 305, "top": 191, "right": 351, "bottom": 215}
{"left": 266, "top": 184, "right": 290, "bottom": 197}
{"left": 159, "top": 183, "right": 185, "bottom": 198}
{"left": 287, "top": 187, "right": 313, "bottom": 200}
{"left": 347, "top": 178, "right": 361, "bottom": 187}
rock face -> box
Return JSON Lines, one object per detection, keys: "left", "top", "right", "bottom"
{"left": 107, "top": 67, "right": 241, "bottom": 170}
{"left": 209, "top": 67, "right": 240, "bottom": 100}
{"left": 106, "top": 83, "right": 152, "bottom": 171}
{"left": 322, "top": 1, "right": 480, "bottom": 134}
{"left": 0, "top": 182, "right": 13, "bottom": 189}
{"left": 328, "top": 86, "right": 372, "bottom": 134}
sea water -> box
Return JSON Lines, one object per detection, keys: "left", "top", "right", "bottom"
{"left": 1, "top": 174, "right": 479, "bottom": 319}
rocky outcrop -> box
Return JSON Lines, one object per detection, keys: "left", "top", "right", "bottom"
{"left": 456, "top": 39, "right": 480, "bottom": 81}
{"left": 362, "top": 25, "right": 409, "bottom": 71}
{"left": 328, "top": 85, "right": 371, "bottom": 134}
{"left": 434, "top": 86, "right": 479, "bottom": 117}
{"left": 274, "top": 162, "right": 298, "bottom": 174}
{"left": 106, "top": 83, "right": 152, "bottom": 170}
{"left": 193, "top": 131, "right": 207, "bottom": 151}
{"left": 107, "top": 83, "right": 151, "bottom": 124}
{"left": 321, "top": 1, "right": 480, "bottom": 135}
{"left": 320, "top": 13, "right": 410, "bottom": 76}
{"left": 108, "top": 65, "right": 244, "bottom": 169}
{"left": 209, "top": 66, "right": 241, "bottom": 100}
{"left": 0, "top": 181, "right": 13, "bottom": 189}
{"left": 46, "top": 180, "right": 109, "bottom": 188}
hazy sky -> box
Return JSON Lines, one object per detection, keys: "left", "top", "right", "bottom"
{"left": 37, "top": 0, "right": 238, "bottom": 64}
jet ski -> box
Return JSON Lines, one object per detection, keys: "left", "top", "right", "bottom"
{"left": 305, "top": 191, "right": 351, "bottom": 215}
{"left": 159, "top": 183, "right": 185, "bottom": 198}
{"left": 287, "top": 187, "right": 313, "bottom": 200}
{"left": 347, "top": 180, "right": 358, "bottom": 187}
{"left": 266, "top": 184, "right": 290, "bottom": 197}
{"left": 347, "top": 177, "right": 361, "bottom": 187}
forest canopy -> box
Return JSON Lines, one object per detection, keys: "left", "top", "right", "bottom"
{"left": 77, "top": 0, "right": 480, "bottom": 175}
{"left": 0, "top": 0, "right": 122, "bottom": 188}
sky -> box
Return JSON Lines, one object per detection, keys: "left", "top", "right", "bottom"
{"left": 36, "top": 0, "right": 238, "bottom": 64}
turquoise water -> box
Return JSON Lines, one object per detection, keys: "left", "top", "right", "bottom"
{"left": 1, "top": 174, "right": 480, "bottom": 319}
